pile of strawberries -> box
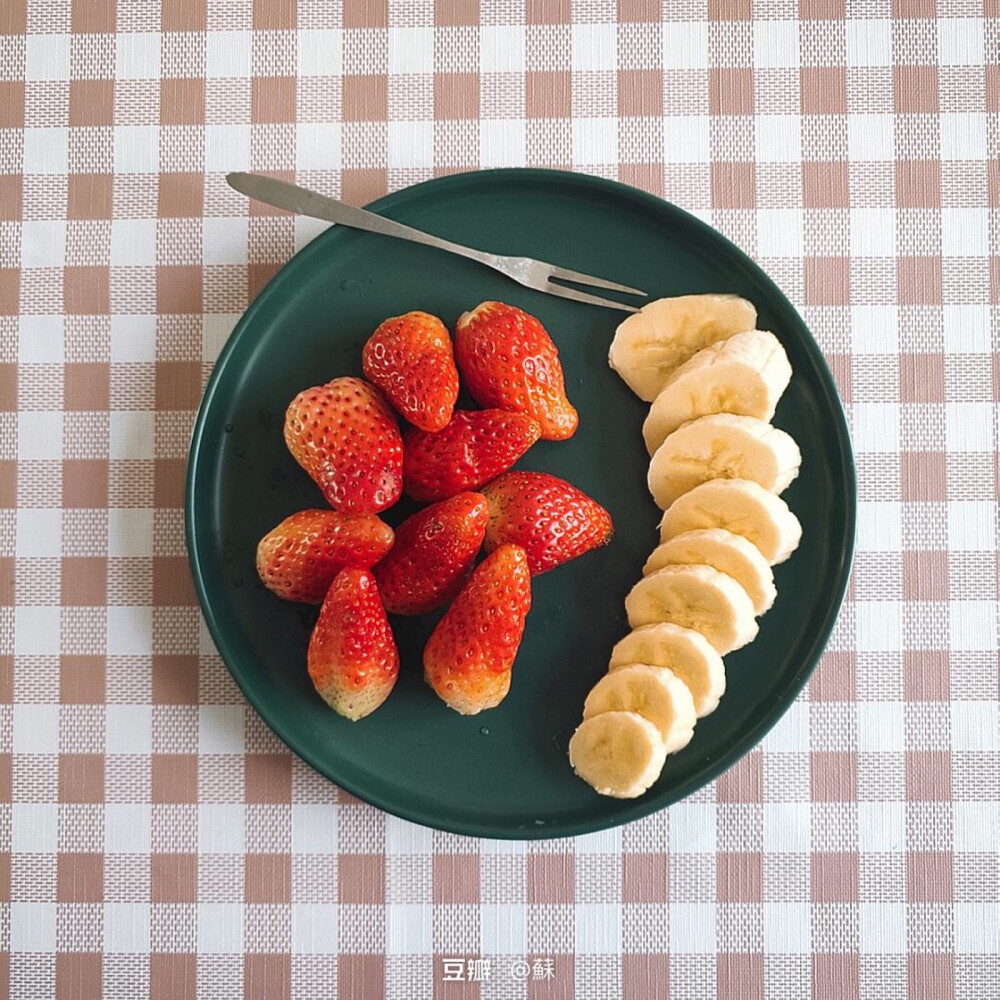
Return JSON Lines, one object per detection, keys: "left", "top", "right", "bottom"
{"left": 256, "top": 303, "right": 613, "bottom": 720}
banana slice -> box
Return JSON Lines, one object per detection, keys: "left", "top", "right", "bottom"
{"left": 643, "top": 330, "right": 792, "bottom": 454}
{"left": 658, "top": 478, "right": 802, "bottom": 565}
{"left": 644, "top": 528, "right": 776, "bottom": 616}
{"left": 583, "top": 664, "right": 696, "bottom": 754}
{"left": 647, "top": 414, "right": 801, "bottom": 510}
{"left": 609, "top": 294, "right": 757, "bottom": 401}
{"left": 609, "top": 623, "right": 725, "bottom": 718}
{"left": 625, "top": 563, "right": 758, "bottom": 654}
{"left": 568, "top": 710, "right": 667, "bottom": 798}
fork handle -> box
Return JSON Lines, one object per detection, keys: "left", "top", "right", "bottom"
{"left": 227, "top": 172, "right": 502, "bottom": 270}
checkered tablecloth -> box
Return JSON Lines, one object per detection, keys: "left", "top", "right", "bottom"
{"left": 2, "top": 0, "right": 998, "bottom": 997}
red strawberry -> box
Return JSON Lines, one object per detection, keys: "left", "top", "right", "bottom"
{"left": 481, "top": 471, "right": 613, "bottom": 576}
{"left": 374, "top": 492, "right": 488, "bottom": 615}
{"left": 307, "top": 568, "right": 399, "bottom": 720}
{"left": 455, "top": 301, "right": 579, "bottom": 441}
{"left": 402, "top": 409, "right": 542, "bottom": 502}
{"left": 362, "top": 311, "right": 459, "bottom": 432}
{"left": 423, "top": 544, "right": 531, "bottom": 715}
{"left": 284, "top": 376, "right": 403, "bottom": 515}
{"left": 256, "top": 509, "right": 394, "bottom": 604}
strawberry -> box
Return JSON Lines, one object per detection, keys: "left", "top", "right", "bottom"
{"left": 284, "top": 376, "right": 403, "bottom": 515}
{"left": 423, "top": 544, "right": 531, "bottom": 715}
{"left": 256, "top": 509, "right": 394, "bottom": 604}
{"left": 374, "top": 492, "right": 488, "bottom": 615}
{"left": 307, "top": 568, "right": 399, "bottom": 720}
{"left": 402, "top": 409, "right": 542, "bottom": 502}
{"left": 454, "top": 301, "right": 579, "bottom": 441}
{"left": 481, "top": 471, "right": 613, "bottom": 576}
{"left": 362, "top": 311, "right": 459, "bottom": 432}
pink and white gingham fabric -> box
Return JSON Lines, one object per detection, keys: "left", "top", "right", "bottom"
{"left": 2, "top": 0, "right": 998, "bottom": 997}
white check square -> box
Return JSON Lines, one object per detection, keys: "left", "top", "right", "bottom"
{"left": 105, "top": 705, "right": 153, "bottom": 754}
{"left": 949, "top": 601, "right": 996, "bottom": 652}
{"left": 848, "top": 114, "right": 895, "bottom": 162}
{"left": 116, "top": 32, "right": 160, "bottom": 80}
{"left": 198, "top": 705, "right": 245, "bottom": 754}
{"left": 662, "top": 22, "right": 708, "bottom": 70}
{"left": 846, "top": 19, "right": 891, "bottom": 67}
{"left": 943, "top": 306, "right": 991, "bottom": 354}
{"left": 941, "top": 208, "right": 988, "bottom": 258}
{"left": 202, "top": 218, "right": 249, "bottom": 266}
{"left": 851, "top": 305, "right": 899, "bottom": 355}
{"left": 576, "top": 903, "right": 622, "bottom": 954}
{"left": 387, "top": 122, "right": 435, "bottom": 169}
{"left": 15, "top": 607, "right": 62, "bottom": 657}
{"left": 298, "top": 29, "right": 343, "bottom": 77}
{"left": 110, "top": 219, "right": 157, "bottom": 268}
{"left": 855, "top": 601, "right": 902, "bottom": 652}
{"left": 757, "top": 209, "right": 803, "bottom": 258}
{"left": 572, "top": 24, "right": 616, "bottom": 72}
{"left": 12, "top": 804, "right": 58, "bottom": 853}
{"left": 105, "top": 804, "right": 152, "bottom": 854}
{"left": 480, "top": 120, "right": 526, "bottom": 168}
{"left": 858, "top": 702, "right": 904, "bottom": 753}
{"left": 480, "top": 904, "right": 526, "bottom": 955}
{"left": 12, "top": 704, "right": 60, "bottom": 754}
{"left": 388, "top": 27, "right": 434, "bottom": 74}
{"left": 756, "top": 116, "right": 802, "bottom": 164}
{"left": 104, "top": 903, "right": 151, "bottom": 953}
{"left": 109, "top": 411, "right": 154, "bottom": 460}
{"left": 202, "top": 314, "right": 240, "bottom": 364}
{"left": 572, "top": 118, "right": 617, "bottom": 166}
{"left": 295, "top": 123, "right": 342, "bottom": 172}
{"left": 108, "top": 509, "right": 154, "bottom": 557}
{"left": 24, "top": 34, "right": 70, "bottom": 81}
{"left": 945, "top": 403, "right": 993, "bottom": 453}
{"left": 19, "top": 315, "right": 64, "bottom": 364}
{"left": 763, "top": 902, "right": 811, "bottom": 954}
{"left": 105, "top": 606, "right": 153, "bottom": 656}
{"left": 292, "top": 904, "right": 338, "bottom": 953}
{"left": 859, "top": 903, "right": 906, "bottom": 953}
{"left": 955, "top": 903, "right": 1000, "bottom": 954}
{"left": 480, "top": 27, "right": 525, "bottom": 74}
{"left": 762, "top": 802, "right": 810, "bottom": 854}
{"left": 938, "top": 18, "right": 984, "bottom": 66}
{"left": 386, "top": 903, "right": 433, "bottom": 955}
{"left": 858, "top": 802, "right": 906, "bottom": 853}
{"left": 669, "top": 802, "right": 716, "bottom": 853}
{"left": 206, "top": 31, "right": 252, "bottom": 78}
{"left": 18, "top": 412, "right": 63, "bottom": 460}
{"left": 951, "top": 702, "right": 999, "bottom": 752}
{"left": 113, "top": 126, "right": 159, "bottom": 174}
{"left": 206, "top": 124, "right": 252, "bottom": 172}
{"left": 663, "top": 116, "right": 709, "bottom": 164}
{"left": 198, "top": 903, "right": 245, "bottom": 953}
{"left": 292, "top": 805, "right": 339, "bottom": 855}
{"left": 198, "top": 804, "right": 245, "bottom": 854}
{"left": 16, "top": 509, "right": 62, "bottom": 557}
{"left": 20, "top": 221, "right": 66, "bottom": 269}
{"left": 855, "top": 502, "right": 902, "bottom": 553}
{"left": 111, "top": 315, "right": 157, "bottom": 363}
{"left": 940, "top": 113, "right": 986, "bottom": 161}
{"left": 947, "top": 501, "right": 994, "bottom": 551}
{"left": 753, "top": 21, "right": 800, "bottom": 69}
{"left": 385, "top": 813, "right": 434, "bottom": 855}
{"left": 850, "top": 209, "right": 897, "bottom": 258}
{"left": 10, "top": 904, "right": 56, "bottom": 953}
{"left": 669, "top": 903, "right": 716, "bottom": 954}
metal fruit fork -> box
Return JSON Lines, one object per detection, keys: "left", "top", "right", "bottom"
{"left": 227, "top": 172, "right": 647, "bottom": 313}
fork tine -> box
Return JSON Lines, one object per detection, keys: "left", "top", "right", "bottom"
{"left": 540, "top": 280, "right": 641, "bottom": 313}
{"left": 544, "top": 264, "right": 647, "bottom": 297}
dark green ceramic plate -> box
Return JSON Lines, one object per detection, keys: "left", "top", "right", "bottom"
{"left": 186, "top": 169, "right": 855, "bottom": 839}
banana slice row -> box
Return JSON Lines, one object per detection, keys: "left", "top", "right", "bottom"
{"left": 571, "top": 296, "right": 805, "bottom": 799}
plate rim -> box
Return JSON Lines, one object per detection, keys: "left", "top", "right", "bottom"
{"left": 185, "top": 167, "right": 856, "bottom": 839}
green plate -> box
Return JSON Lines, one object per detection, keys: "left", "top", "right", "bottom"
{"left": 186, "top": 169, "right": 855, "bottom": 839}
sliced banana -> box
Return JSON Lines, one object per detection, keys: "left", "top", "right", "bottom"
{"left": 568, "top": 710, "right": 667, "bottom": 799}
{"left": 609, "top": 623, "right": 726, "bottom": 718}
{"left": 642, "top": 330, "right": 793, "bottom": 454}
{"left": 644, "top": 528, "right": 776, "bottom": 616}
{"left": 658, "top": 478, "right": 802, "bottom": 565}
{"left": 609, "top": 294, "right": 757, "bottom": 401}
{"left": 647, "top": 414, "right": 801, "bottom": 510}
{"left": 625, "top": 563, "right": 758, "bottom": 655}
{"left": 583, "top": 664, "right": 696, "bottom": 754}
